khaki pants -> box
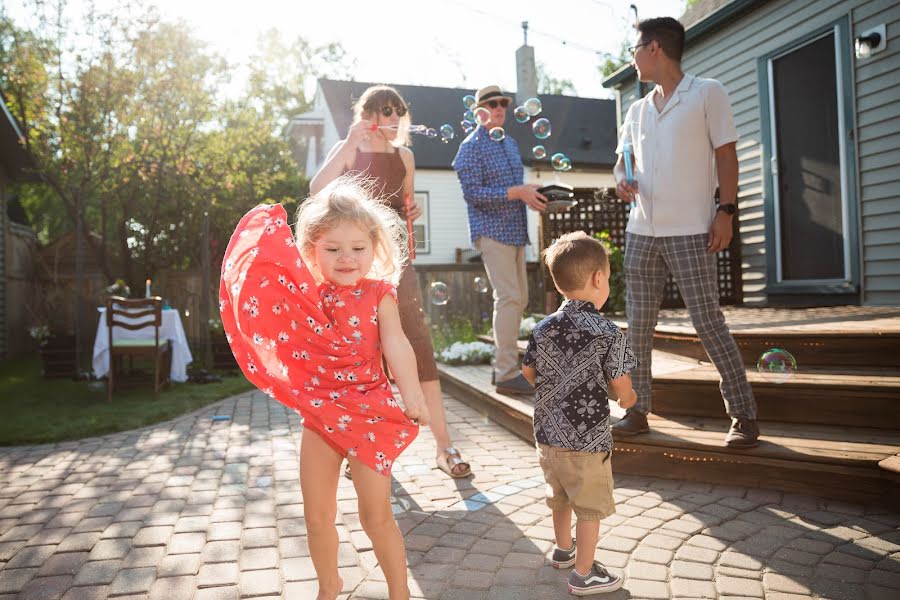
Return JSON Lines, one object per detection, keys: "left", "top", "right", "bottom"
{"left": 537, "top": 444, "right": 616, "bottom": 521}
{"left": 476, "top": 236, "right": 528, "bottom": 382}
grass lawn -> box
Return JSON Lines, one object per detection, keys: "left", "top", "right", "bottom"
{"left": 0, "top": 354, "right": 254, "bottom": 446}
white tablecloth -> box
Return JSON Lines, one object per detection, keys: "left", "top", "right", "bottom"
{"left": 93, "top": 307, "right": 193, "bottom": 383}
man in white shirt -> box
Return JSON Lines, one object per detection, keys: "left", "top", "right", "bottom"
{"left": 613, "top": 17, "right": 759, "bottom": 448}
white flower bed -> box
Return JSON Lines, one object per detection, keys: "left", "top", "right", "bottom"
{"left": 436, "top": 341, "right": 495, "bottom": 365}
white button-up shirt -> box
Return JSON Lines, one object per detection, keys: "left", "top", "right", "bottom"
{"left": 616, "top": 74, "right": 738, "bottom": 237}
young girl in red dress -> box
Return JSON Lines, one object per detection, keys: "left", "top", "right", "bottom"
{"left": 219, "top": 176, "right": 430, "bottom": 600}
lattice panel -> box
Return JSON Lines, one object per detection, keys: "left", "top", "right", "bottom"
{"left": 539, "top": 187, "right": 742, "bottom": 308}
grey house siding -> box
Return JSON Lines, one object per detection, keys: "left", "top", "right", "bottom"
{"left": 615, "top": 0, "right": 900, "bottom": 305}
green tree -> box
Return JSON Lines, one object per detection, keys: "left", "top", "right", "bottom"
{"left": 600, "top": 39, "right": 631, "bottom": 78}
{"left": 1, "top": 1, "right": 342, "bottom": 291}
{"left": 537, "top": 61, "right": 576, "bottom": 96}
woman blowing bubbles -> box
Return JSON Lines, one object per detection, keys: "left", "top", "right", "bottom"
{"left": 310, "top": 85, "right": 473, "bottom": 479}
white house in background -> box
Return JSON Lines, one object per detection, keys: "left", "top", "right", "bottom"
{"left": 287, "top": 56, "right": 619, "bottom": 264}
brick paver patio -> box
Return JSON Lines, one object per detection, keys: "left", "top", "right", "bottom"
{"left": 1, "top": 390, "right": 898, "bottom": 599}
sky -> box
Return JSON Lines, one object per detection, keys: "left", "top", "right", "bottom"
{"left": 7, "top": 0, "right": 686, "bottom": 99}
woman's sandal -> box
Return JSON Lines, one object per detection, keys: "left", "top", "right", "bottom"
{"left": 436, "top": 447, "right": 472, "bottom": 478}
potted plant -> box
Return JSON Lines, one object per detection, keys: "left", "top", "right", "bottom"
{"left": 105, "top": 279, "right": 131, "bottom": 298}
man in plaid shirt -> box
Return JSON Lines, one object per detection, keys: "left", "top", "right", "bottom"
{"left": 452, "top": 85, "right": 547, "bottom": 396}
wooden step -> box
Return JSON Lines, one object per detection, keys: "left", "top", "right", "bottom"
{"left": 647, "top": 328, "right": 900, "bottom": 370}
{"left": 438, "top": 362, "right": 900, "bottom": 506}
{"left": 478, "top": 335, "right": 900, "bottom": 430}
{"left": 651, "top": 357, "right": 900, "bottom": 431}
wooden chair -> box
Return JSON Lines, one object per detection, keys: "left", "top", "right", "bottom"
{"left": 105, "top": 296, "right": 172, "bottom": 402}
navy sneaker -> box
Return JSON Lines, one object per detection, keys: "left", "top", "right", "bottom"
{"left": 567, "top": 561, "right": 623, "bottom": 595}
{"left": 551, "top": 539, "right": 576, "bottom": 568}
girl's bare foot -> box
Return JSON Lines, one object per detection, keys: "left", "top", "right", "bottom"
{"left": 316, "top": 575, "right": 343, "bottom": 600}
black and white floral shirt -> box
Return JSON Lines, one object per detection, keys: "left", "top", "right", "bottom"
{"left": 523, "top": 300, "right": 638, "bottom": 452}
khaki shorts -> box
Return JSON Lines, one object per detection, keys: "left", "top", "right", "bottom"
{"left": 537, "top": 444, "right": 616, "bottom": 521}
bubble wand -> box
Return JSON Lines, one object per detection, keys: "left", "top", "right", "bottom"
{"left": 622, "top": 139, "right": 636, "bottom": 210}
{"left": 403, "top": 193, "right": 416, "bottom": 260}
{"left": 623, "top": 140, "right": 634, "bottom": 186}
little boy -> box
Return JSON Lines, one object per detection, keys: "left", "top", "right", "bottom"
{"left": 522, "top": 231, "right": 638, "bottom": 596}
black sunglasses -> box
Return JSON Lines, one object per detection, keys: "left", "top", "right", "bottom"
{"left": 628, "top": 41, "right": 652, "bottom": 56}
{"left": 380, "top": 105, "right": 407, "bottom": 117}
{"left": 481, "top": 99, "right": 510, "bottom": 109}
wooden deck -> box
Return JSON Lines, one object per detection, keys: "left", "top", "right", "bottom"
{"left": 439, "top": 360, "right": 900, "bottom": 506}
{"left": 453, "top": 306, "right": 900, "bottom": 505}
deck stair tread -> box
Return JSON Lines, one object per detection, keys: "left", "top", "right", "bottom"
{"left": 439, "top": 361, "right": 900, "bottom": 467}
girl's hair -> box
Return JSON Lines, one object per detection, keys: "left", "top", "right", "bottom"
{"left": 352, "top": 85, "right": 411, "bottom": 148}
{"left": 295, "top": 174, "right": 408, "bottom": 285}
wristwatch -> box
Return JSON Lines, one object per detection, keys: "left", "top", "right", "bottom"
{"left": 716, "top": 204, "right": 737, "bottom": 215}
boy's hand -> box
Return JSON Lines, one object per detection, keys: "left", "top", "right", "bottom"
{"left": 617, "top": 389, "right": 637, "bottom": 410}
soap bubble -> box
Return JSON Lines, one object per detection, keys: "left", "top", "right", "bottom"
{"left": 756, "top": 348, "right": 797, "bottom": 384}
{"left": 440, "top": 124, "right": 454, "bottom": 142}
{"left": 463, "top": 109, "right": 475, "bottom": 123}
{"left": 549, "top": 153, "right": 572, "bottom": 171}
{"left": 473, "top": 106, "right": 490, "bottom": 126}
{"left": 430, "top": 281, "right": 449, "bottom": 306}
{"left": 524, "top": 97, "right": 542, "bottom": 116}
{"left": 514, "top": 106, "right": 529, "bottom": 123}
{"left": 425, "top": 127, "right": 438, "bottom": 139}
{"left": 489, "top": 127, "right": 506, "bottom": 142}
{"left": 532, "top": 145, "right": 547, "bottom": 159}
{"left": 461, "top": 120, "right": 476, "bottom": 135}
{"left": 532, "top": 118, "right": 551, "bottom": 139}
{"left": 473, "top": 277, "right": 489, "bottom": 294}
{"left": 463, "top": 94, "right": 477, "bottom": 110}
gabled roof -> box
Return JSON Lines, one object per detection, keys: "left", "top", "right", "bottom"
{"left": 0, "top": 91, "right": 37, "bottom": 182}
{"left": 318, "top": 79, "right": 617, "bottom": 170}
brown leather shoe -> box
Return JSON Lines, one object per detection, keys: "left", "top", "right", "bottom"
{"left": 612, "top": 410, "right": 649, "bottom": 436}
{"left": 725, "top": 418, "right": 760, "bottom": 448}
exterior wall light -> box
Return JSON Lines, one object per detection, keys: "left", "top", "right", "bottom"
{"left": 855, "top": 24, "right": 886, "bottom": 59}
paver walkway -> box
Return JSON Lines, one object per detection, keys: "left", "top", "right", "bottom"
{"left": 1, "top": 390, "right": 898, "bottom": 600}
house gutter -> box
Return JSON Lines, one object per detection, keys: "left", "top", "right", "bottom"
{"left": 602, "top": 0, "right": 765, "bottom": 89}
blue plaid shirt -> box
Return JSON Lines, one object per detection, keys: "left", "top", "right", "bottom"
{"left": 452, "top": 126, "right": 530, "bottom": 246}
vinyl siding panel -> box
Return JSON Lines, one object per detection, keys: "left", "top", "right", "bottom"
{"left": 613, "top": 0, "right": 900, "bottom": 305}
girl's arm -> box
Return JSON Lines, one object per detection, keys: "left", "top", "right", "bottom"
{"left": 377, "top": 293, "right": 430, "bottom": 425}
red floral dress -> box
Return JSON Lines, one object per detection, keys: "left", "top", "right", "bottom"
{"left": 219, "top": 204, "right": 418, "bottom": 475}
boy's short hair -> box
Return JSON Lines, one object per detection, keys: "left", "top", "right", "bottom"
{"left": 541, "top": 231, "right": 609, "bottom": 294}
{"left": 637, "top": 17, "right": 686, "bottom": 62}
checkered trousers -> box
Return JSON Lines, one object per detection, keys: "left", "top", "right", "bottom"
{"left": 624, "top": 232, "right": 757, "bottom": 420}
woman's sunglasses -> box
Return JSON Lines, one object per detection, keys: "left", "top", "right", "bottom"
{"left": 379, "top": 105, "right": 407, "bottom": 117}
{"left": 481, "top": 99, "right": 510, "bottom": 109}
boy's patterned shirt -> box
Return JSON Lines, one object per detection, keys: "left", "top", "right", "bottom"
{"left": 523, "top": 300, "right": 638, "bottom": 452}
